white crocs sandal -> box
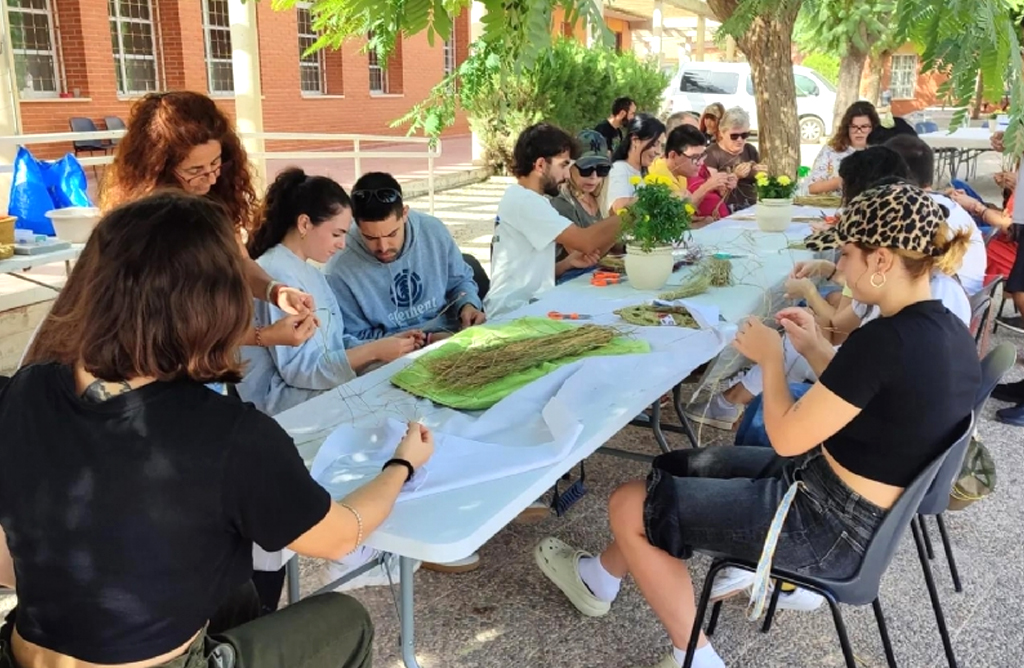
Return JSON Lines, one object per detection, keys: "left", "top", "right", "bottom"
{"left": 534, "top": 536, "right": 611, "bottom": 618}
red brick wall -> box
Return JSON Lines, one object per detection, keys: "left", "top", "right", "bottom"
{"left": 18, "top": 1, "right": 470, "bottom": 159}
{"left": 879, "top": 45, "right": 948, "bottom": 116}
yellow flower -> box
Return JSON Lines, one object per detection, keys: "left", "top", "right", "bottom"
{"left": 643, "top": 214, "right": 650, "bottom": 222}
{"left": 684, "top": 203, "right": 696, "bottom": 215}
{"left": 777, "top": 175, "right": 792, "bottom": 186}
{"left": 755, "top": 173, "right": 770, "bottom": 187}
{"left": 629, "top": 175, "right": 642, "bottom": 186}
{"left": 616, "top": 208, "right": 628, "bottom": 216}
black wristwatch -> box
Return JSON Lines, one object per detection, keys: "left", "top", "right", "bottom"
{"left": 382, "top": 458, "right": 415, "bottom": 482}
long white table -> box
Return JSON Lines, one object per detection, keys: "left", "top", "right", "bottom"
{"left": 919, "top": 128, "right": 996, "bottom": 183}
{"left": 0, "top": 244, "right": 83, "bottom": 292}
{"left": 273, "top": 214, "right": 817, "bottom": 668}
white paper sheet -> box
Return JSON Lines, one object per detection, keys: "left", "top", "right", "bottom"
{"left": 650, "top": 298, "right": 721, "bottom": 329}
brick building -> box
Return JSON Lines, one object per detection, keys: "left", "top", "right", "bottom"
{"left": 6, "top": 0, "right": 471, "bottom": 157}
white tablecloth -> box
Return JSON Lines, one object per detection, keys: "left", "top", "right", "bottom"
{"left": 919, "top": 128, "right": 995, "bottom": 151}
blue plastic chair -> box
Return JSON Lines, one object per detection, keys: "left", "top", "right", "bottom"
{"left": 683, "top": 414, "right": 976, "bottom": 668}
{"left": 912, "top": 343, "right": 1015, "bottom": 667}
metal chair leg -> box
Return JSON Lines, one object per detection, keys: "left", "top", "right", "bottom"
{"left": 706, "top": 600, "right": 724, "bottom": 636}
{"left": 648, "top": 400, "right": 673, "bottom": 454}
{"left": 919, "top": 514, "right": 936, "bottom": 560}
{"left": 935, "top": 513, "right": 963, "bottom": 593}
{"left": 683, "top": 561, "right": 724, "bottom": 668}
{"left": 672, "top": 384, "right": 700, "bottom": 448}
{"left": 760, "top": 581, "right": 783, "bottom": 633}
{"left": 872, "top": 598, "right": 898, "bottom": 668}
{"left": 912, "top": 518, "right": 959, "bottom": 668}
{"left": 824, "top": 591, "right": 858, "bottom": 668}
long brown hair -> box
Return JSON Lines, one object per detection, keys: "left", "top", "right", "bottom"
{"left": 829, "top": 101, "right": 881, "bottom": 152}
{"left": 23, "top": 192, "right": 252, "bottom": 383}
{"left": 100, "top": 91, "right": 258, "bottom": 230}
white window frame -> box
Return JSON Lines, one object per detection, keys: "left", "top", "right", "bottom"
{"left": 7, "top": 0, "right": 62, "bottom": 98}
{"left": 108, "top": 0, "right": 160, "bottom": 96}
{"left": 297, "top": 2, "right": 325, "bottom": 95}
{"left": 442, "top": 26, "right": 456, "bottom": 76}
{"left": 202, "top": 0, "right": 234, "bottom": 95}
{"left": 891, "top": 54, "right": 918, "bottom": 101}
{"left": 368, "top": 32, "right": 389, "bottom": 94}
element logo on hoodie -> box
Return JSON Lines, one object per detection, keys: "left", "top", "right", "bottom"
{"left": 390, "top": 268, "right": 424, "bottom": 308}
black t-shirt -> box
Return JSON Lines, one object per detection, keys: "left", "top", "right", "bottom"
{"left": 594, "top": 120, "right": 622, "bottom": 154}
{"left": 818, "top": 300, "right": 980, "bottom": 487}
{"left": 0, "top": 364, "right": 331, "bottom": 664}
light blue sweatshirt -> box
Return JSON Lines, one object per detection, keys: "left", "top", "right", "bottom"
{"left": 324, "top": 209, "right": 482, "bottom": 340}
{"left": 237, "top": 244, "right": 358, "bottom": 416}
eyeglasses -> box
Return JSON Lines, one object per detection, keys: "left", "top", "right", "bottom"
{"left": 352, "top": 188, "right": 402, "bottom": 204}
{"left": 177, "top": 159, "right": 227, "bottom": 186}
{"left": 729, "top": 132, "right": 752, "bottom": 141}
{"left": 682, "top": 153, "right": 706, "bottom": 165}
{"left": 577, "top": 164, "right": 611, "bottom": 177}
{"left": 850, "top": 124, "right": 873, "bottom": 133}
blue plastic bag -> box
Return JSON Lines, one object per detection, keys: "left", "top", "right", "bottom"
{"left": 7, "top": 146, "right": 93, "bottom": 236}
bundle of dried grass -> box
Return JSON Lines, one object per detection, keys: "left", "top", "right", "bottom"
{"left": 658, "top": 272, "right": 711, "bottom": 300}
{"left": 705, "top": 256, "right": 732, "bottom": 287}
{"left": 615, "top": 304, "right": 697, "bottom": 328}
{"left": 0, "top": 245, "right": 13, "bottom": 261}
{"left": 421, "top": 324, "right": 619, "bottom": 392}
{"left": 598, "top": 255, "right": 625, "bottom": 272}
{"left": 794, "top": 194, "right": 842, "bottom": 208}
{"left": 787, "top": 240, "right": 809, "bottom": 250}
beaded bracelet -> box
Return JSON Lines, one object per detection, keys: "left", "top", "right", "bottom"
{"left": 340, "top": 502, "right": 364, "bottom": 547}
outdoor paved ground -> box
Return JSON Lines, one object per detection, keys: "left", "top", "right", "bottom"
{"left": 292, "top": 148, "right": 1023, "bottom": 668}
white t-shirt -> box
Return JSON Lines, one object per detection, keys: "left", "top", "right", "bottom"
{"left": 851, "top": 271, "right": 970, "bottom": 328}
{"left": 485, "top": 183, "right": 572, "bottom": 317}
{"left": 604, "top": 161, "right": 641, "bottom": 211}
{"left": 1015, "top": 168, "right": 1024, "bottom": 226}
{"left": 930, "top": 193, "right": 984, "bottom": 295}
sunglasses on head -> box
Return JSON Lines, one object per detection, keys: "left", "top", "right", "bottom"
{"left": 577, "top": 164, "right": 611, "bottom": 178}
{"left": 729, "top": 132, "right": 752, "bottom": 141}
{"left": 352, "top": 188, "right": 402, "bottom": 204}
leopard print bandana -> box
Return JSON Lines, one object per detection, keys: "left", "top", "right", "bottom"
{"left": 804, "top": 181, "right": 950, "bottom": 257}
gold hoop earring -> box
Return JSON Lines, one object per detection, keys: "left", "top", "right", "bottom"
{"left": 870, "top": 272, "right": 886, "bottom": 288}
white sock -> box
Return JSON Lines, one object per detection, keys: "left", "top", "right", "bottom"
{"left": 577, "top": 555, "right": 621, "bottom": 602}
{"left": 672, "top": 642, "right": 725, "bottom": 668}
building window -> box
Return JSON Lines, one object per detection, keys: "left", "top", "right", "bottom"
{"left": 442, "top": 30, "right": 456, "bottom": 76}
{"left": 297, "top": 3, "right": 325, "bottom": 94}
{"left": 368, "top": 32, "right": 389, "bottom": 93}
{"left": 202, "top": 0, "right": 233, "bottom": 94}
{"left": 891, "top": 54, "right": 918, "bottom": 100}
{"left": 108, "top": 0, "right": 159, "bottom": 95}
{"left": 7, "top": 0, "right": 61, "bottom": 96}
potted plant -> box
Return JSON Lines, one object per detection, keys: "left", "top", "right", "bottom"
{"left": 617, "top": 174, "right": 694, "bottom": 290}
{"left": 754, "top": 171, "right": 798, "bottom": 232}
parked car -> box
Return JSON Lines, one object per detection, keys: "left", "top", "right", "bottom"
{"left": 662, "top": 62, "right": 837, "bottom": 143}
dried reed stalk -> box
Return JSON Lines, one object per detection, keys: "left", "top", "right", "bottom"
{"left": 794, "top": 194, "right": 842, "bottom": 208}
{"left": 421, "top": 325, "right": 619, "bottom": 392}
{"left": 615, "top": 304, "right": 697, "bottom": 328}
{"left": 658, "top": 272, "right": 711, "bottom": 300}
{"left": 705, "top": 257, "right": 733, "bottom": 287}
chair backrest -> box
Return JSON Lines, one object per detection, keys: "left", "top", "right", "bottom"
{"left": 915, "top": 122, "right": 929, "bottom": 134}
{"left": 104, "top": 116, "right": 126, "bottom": 145}
{"left": 918, "top": 343, "right": 1015, "bottom": 515}
{"left": 69, "top": 116, "right": 100, "bottom": 149}
{"left": 923, "top": 121, "right": 940, "bottom": 133}
{"left": 826, "top": 414, "right": 974, "bottom": 605}
{"left": 969, "top": 293, "right": 991, "bottom": 344}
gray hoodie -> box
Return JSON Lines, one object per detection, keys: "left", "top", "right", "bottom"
{"left": 324, "top": 209, "right": 482, "bottom": 341}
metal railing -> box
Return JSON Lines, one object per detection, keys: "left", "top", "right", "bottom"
{"left": 0, "top": 130, "right": 443, "bottom": 214}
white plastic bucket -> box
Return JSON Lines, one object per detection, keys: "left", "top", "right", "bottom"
{"left": 44, "top": 206, "right": 101, "bottom": 243}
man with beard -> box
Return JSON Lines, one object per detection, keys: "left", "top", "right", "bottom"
{"left": 325, "top": 172, "right": 485, "bottom": 346}
{"left": 485, "top": 123, "right": 626, "bottom": 317}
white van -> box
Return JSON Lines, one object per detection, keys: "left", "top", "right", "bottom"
{"left": 662, "top": 62, "right": 837, "bottom": 143}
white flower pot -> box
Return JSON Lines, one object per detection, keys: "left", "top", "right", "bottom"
{"left": 755, "top": 198, "right": 794, "bottom": 233}
{"left": 624, "top": 244, "right": 675, "bottom": 291}
{"left": 45, "top": 206, "right": 101, "bottom": 243}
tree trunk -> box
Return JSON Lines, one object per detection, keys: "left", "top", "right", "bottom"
{"left": 834, "top": 47, "right": 869, "bottom": 119}
{"left": 708, "top": 0, "right": 803, "bottom": 175}
{"left": 971, "top": 71, "right": 984, "bottom": 119}
{"left": 863, "top": 52, "right": 887, "bottom": 105}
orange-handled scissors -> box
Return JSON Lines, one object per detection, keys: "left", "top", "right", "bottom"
{"left": 548, "top": 311, "right": 592, "bottom": 320}
{"left": 591, "top": 271, "right": 623, "bottom": 287}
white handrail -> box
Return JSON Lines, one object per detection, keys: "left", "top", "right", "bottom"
{"left": 0, "top": 130, "right": 442, "bottom": 213}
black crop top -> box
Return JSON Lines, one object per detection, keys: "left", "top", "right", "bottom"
{"left": 0, "top": 364, "right": 331, "bottom": 664}
{"left": 818, "top": 300, "right": 980, "bottom": 487}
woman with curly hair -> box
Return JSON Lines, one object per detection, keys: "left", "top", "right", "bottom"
{"left": 81, "top": 92, "right": 312, "bottom": 350}
{"left": 807, "top": 101, "right": 881, "bottom": 196}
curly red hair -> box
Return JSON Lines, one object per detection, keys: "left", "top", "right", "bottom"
{"left": 100, "top": 91, "right": 258, "bottom": 230}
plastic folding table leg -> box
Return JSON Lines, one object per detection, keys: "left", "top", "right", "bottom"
{"left": 400, "top": 556, "right": 423, "bottom": 668}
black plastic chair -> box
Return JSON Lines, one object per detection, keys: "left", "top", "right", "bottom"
{"left": 461, "top": 252, "right": 489, "bottom": 302}
{"left": 968, "top": 290, "right": 992, "bottom": 348}
{"left": 103, "top": 116, "right": 126, "bottom": 147}
{"left": 69, "top": 117, "right": 110, "bottom": 177}
{"left": 683, "top": 414, "right": 976, "bottom": 668}
{"left": 912, "top": 342, "right": 1015, "bottom": 667}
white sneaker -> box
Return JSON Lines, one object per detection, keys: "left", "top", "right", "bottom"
{"left": 685, "top": 394, "right": 742, "bottom": 430}
{"left": 710, "top": 566, "right": 756, "bottom": 600}
{"left": 709, "top": 566, "right": 824, "bottom": 611}
{"left": 327, "top": 549, "right": 421, "bottom": 592}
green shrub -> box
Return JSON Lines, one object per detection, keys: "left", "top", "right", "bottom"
{"left": 801, "top": 53, "right": 840, "bottom": 86}
{"left": 396, "top": 39, "right": 668, "bottom": 173}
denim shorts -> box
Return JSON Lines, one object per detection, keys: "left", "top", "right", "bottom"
{"left": 643, "top": 446, "right": 886, "bottom": 581}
